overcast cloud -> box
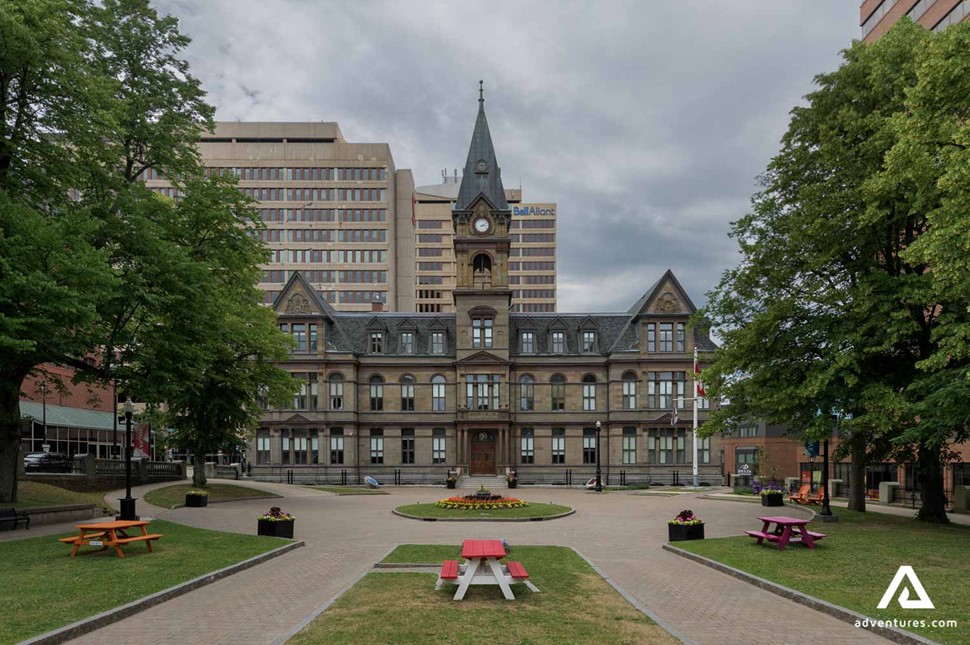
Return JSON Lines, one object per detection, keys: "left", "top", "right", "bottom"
{"left": 156, "top": 0, "right": 859, "bottom": 313}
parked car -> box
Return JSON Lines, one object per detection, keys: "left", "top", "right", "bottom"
{"left": 23, "top": 452, "right": 73, "bottom": 473}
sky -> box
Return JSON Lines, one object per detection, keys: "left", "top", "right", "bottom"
{"left": 156, "top": 0, "right": 861, "bottom": 313}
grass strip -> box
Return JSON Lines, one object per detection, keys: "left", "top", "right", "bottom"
{"left": 144, "top": 483, "right": 280, "bottom": 509}
{"left": 0, "top": 519, "right": 289, "bottom": 644}
{"left": 308, "top": 486, "right": 388, "bottom": 495}
{"left": 395, "top": 501, "right": 571, "bottom": 520}
{"left": 676, "top": 508, "right": 969, "bottom": 644}
{"left": 14, "top": 481, "right": 115, "bottom": 513}
{"left": 292, "top": 545, "right": 674, "bottom": 644}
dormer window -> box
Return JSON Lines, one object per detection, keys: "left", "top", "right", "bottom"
{"left": 521, "top": 331, "right": 534, "bottom": 354}
{"left": 400, "top": 331, "right": 414, "bottom": 354}
{"left": 431, "top": 331, "right": 445, "bottom": 354}
{"left": 472, "top": 317, "right": 493, "bottom": 349}
{"left": 551, "top": 331, "right": 565, "bottom": 353}
{"left": 370, "top": 331, "right": 384, "bottom": 353}
{"left": 581, "top": 331, "right": 596, "bottom": 353}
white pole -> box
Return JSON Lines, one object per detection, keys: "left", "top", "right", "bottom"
{"left": 693, "top": 348, "right": 699, "bottom": 487}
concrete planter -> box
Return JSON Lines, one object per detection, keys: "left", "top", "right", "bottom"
{"left": 668, "top": 523, "right": 704, "bottom": 542}
{"left": 258, "top": 519, "right": 294, "bottom": 539}
{"left": 185, "top": 495, "right": 208, "bottom": 507}
{"left": 761, "top": 493, "right": 784, "bottom": 507}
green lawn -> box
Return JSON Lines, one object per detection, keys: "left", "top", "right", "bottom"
{"left": 395, "top": 501, "right": 571, "bottom": 520}
{"left": 143, "top": 483, "right": 280, "bottom": 509}
{"left": 0, "top": 519, "right": 290, "bottom": 644}
{"left": 676, "top": 508, "right": 969, "bottom": 644}
{"left": 14, "top": 481, "right": 115, "bottom": 513}
{"left": 308, "top": 486, "right": 388, "bottom": 495}
{"left": 290, "top": 545, "right": 674, "bottom": 644}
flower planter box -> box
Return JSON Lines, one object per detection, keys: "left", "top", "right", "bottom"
{"left": 761, "top": 493, "right": 784, "bottom": 507}
{"left": 668, "top": 523, "right": 705, "bottom": 542}
{"left": 258, "top": 519, "right": 294, "bottom": 538}
{"left": 446, "top": 480, "right": 456, "bottom": 489}
{"left": 507, "top": 480, "right": 517, "bottom": 489}
{"left": 185, "top": 495, "right": 208, "bottom": 508}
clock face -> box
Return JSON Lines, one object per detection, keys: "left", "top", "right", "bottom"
{"left": 474, "top": 217, "right": 490, "bottom": 233}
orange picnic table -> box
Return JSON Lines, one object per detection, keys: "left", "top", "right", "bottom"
{"left": 59, "top": 520, "right": 162, "bottom": 558}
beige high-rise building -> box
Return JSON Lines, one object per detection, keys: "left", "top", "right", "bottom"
{"left": 146, "top": 122, "right": 415, "bottom": 312}
{"left": 415, "top": 172, "right": 556, "bottom": 313}
{"left": 861, "top": 0, "right": 970, "bottom": 42}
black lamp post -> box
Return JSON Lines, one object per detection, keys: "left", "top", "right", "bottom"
{"left": 820, "top": 438, "right": 833, "bottom": 517}
{"left": 39, "top": 381, "right": 48, "bottom": 450}
{"left": 594, "top": 420, "right": 603, "bottom": 492}
{"left": 119, "top": 397, "right": 139, "bottom": 520}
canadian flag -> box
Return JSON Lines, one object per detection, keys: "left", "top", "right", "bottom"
{"left": 694, "top": 348, "right": 706, "bottom": 398}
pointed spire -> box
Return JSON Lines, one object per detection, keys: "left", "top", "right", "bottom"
{"left": 456, "top": 81, "right": 508, "bottom": 211}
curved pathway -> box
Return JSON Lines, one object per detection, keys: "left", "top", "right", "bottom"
{"left": 45, "top": 481, "right": 892, "bottom": 645}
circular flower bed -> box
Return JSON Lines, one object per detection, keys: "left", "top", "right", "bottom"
{"left": 435, "top": 496, "right": 528, "bottom": 510}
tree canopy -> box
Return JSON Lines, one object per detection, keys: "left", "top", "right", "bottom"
{"left": 698, "top": 20, "right": 970, "bottom": 523}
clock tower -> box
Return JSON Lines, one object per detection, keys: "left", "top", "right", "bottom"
{"left": 452, "top": 82, "right": 513, "bottom": 361}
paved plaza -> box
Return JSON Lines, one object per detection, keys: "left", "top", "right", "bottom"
{"left": 7, "top": 483, "right": 901, "bottom": 644}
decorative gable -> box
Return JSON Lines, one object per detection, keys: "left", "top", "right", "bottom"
{"left": 273, "top": 271, "right": 337, "bottom": 319}
{"left": 629, "top": 270, "right": 698, "bottom": 318}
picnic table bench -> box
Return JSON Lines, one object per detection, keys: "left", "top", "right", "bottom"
{"left": 59, "top": 520, "right": 161, "bottom": 558}
{"left": 435, "top": 539, "right": 540, "bottom": 601}
{"left": 746, "top": 516, "right": 826, "bottom": 550}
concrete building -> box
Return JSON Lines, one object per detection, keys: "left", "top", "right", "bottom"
{"left": 252, "top": 91, "right": 719, "bottom": 486}
{"left": 146, "top": 122, "right": 415, "bottom": 312}
{"left": 415, "top": 173, "right": 557, "bottom": 314}
{"left": 861, "top": 0, "right": 970, "bottom": 42}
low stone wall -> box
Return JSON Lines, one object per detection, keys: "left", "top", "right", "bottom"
{"left": 22, "top": 504, "right": 100, "bottom": 527}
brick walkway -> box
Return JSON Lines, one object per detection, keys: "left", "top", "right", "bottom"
{"left": 4, "top": 481, "right": 905, "bottom": 644}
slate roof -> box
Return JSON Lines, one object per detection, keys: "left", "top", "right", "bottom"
{"left": 455, "top": 84, "right": 509, "bottom": 211}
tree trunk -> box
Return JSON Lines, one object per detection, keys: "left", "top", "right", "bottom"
{"left": 192, "top": 453, "right": 207, "bottom": 488}
{"left": 915, "top": 441, "right": 948, "bottom": 523}
{"left": 0, "top": 371, "right": 28, "bottom": 503}
{"left": 847, "top": 435, "right": 867, "bottom": 512}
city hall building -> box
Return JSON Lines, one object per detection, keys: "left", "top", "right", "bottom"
{"left": 251, "top": 92, "right": 721, "bottom": 486}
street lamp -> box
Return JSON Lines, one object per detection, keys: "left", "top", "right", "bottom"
{"left": 39, "top": 381, "right": 48, "bottom": 450}
{"left": 119, "top": 397, "right": 139, "bottom": 521}
{"left": 594, "top": 421, "right": 603, "bottom": 492}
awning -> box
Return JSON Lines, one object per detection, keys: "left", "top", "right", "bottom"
{"left": 19, "top": 401, "right": 116, "bottom": 431}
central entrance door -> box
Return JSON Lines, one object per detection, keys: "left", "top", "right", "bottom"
{"left": 470, "top": 431, "right": 496, "bottom": 475}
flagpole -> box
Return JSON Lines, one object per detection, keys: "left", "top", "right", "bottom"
{"left": 693, "top": 348, "right": 699, "bottom": 487}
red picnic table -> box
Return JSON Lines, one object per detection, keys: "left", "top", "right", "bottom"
{"left": 746, "top": 515, "right": 826, "bottom": 550}
{"left": 435, "top": 539, "right": 540, "bottom": 601}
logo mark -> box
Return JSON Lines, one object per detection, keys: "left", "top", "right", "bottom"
{"left": 877, "top": 566, "right": 935, "bottom": 609}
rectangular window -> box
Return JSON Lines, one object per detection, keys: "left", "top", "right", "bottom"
{"left": 293, "top": 430, "right": 308, "bottom": 465}
{"left": 292, "top": 323, "right": 307, "bottom": 352}
{"left": 370, "top": 429, "right": 384, "bottom": 464}
{"left": 432, "top": 377, "right": 446, "bottom": 411}
{"left": 551, "top": 379, "right": 566, "bottom": 411}
{"left": 739, "top": 424, "right": 758, "bottom": 438}
{"left": 622, "top": 427, "right": 637, "bottom": 465}
{"left": 370, "top": 379, "right": 384, "bottom": 411}
{"left": 281, "top": 431, "right": 290, "bottom": 465}
{"left": 520, "top": 428, "right": 535, "bottom": 464}
{"left": 256, "top": 430, "right": 270, "bottom": 465}
{"left": 659, "top": 323, "right": 673, "bottom": 352}
{"left": 552, "top": 428, "right": 565, "bottom": 464}
{"left": 329, "top": 429, "right": 344, "bottom": 465}
{"left": 521, "top": 331, "right": 534, "bottom": 354}
{"left": 400, "top": 332, "right": 414, "bottom": 354}
{"left": 551, "top": 331, "right": 565, "bottom": 353}
{"left": 310, "top": 430, "right": 319, "bottom": 465}
{"left": 472, "top": 318, "right": 493, "bottom": 348}
{"left": 431, "top": 331, "right": 445, "bottom": 354}
{"left": 401, "top": 429, "right": 414, "bottom": 464}
{"left": 583, "top": 428, "right": 597, "bottom": 464}
{"left": 698, "top": 436, "right": 710, "bottom": 464}
{"left": 676, "top": 322, "right": 685, "bottom": 352}
{"left": 581, "top": 331, "right": 596, "bottom": 352}
{"left": 583, "top": 380, "right": 596, "bottom": 411}
{"left": 647, "top": 323, "right": 656, "bottom": 352}
{"left": 370, "top": 332, "right": 384, "bottom": 354}
{"left": 623, "top": 379, "right": 637, "bottom": 410}
{"left": 466, "top": 374, "right": 500, "bottom": 410}
{"left": 432, "top": 428, "right": 446, "bottom": 464}
{"left": 329, "top": 377, "right": 343, "bottom": 411}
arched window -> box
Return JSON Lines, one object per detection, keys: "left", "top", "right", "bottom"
{"left": 622, "top": 372, "right": 638, "bottom": 410}
{"left": 369, "top": 375, "right": 384, "bottom": 411}
{"left": 400, "top": 375, "right": 415, "bottom": 411}
{"left": 432, "top": 375, "right": 447, "bottom": 411}
{"left": 473, "top": 253, "right": 492, "bottom": 288}
{"left": 519, "top": 375, "right": 535, "bottom": 411}
{"left": 551, "top": 374, "right": 566, "bottom": 411}
{"left": 582, "top": 375, "right": 597, "bottom": 411}
{"left": 328, "top": 373, "right": 344, "bottom": 411}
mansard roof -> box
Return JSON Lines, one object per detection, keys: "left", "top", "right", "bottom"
{"left": 455, "top": 83, "right": 509, "bottom": 211}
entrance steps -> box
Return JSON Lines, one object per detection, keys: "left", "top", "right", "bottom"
{"left": 457, "top": 475, "right": 507, "bottom": 490}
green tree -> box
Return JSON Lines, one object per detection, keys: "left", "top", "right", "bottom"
{"left": 698, "top": 21, "right": 960, "bottom": 522}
